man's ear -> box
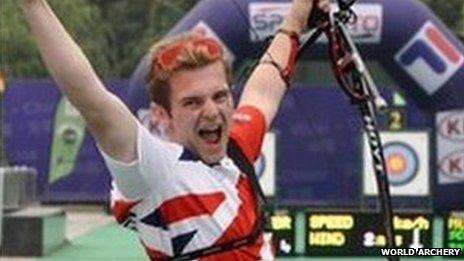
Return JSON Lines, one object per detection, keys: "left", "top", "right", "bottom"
{"left": 149, "top": 102, "right": 170, "bottom": 130}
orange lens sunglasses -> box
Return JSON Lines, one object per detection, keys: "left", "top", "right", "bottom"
{"left": 155, "top": 36, "right": 223, "bottom": 71}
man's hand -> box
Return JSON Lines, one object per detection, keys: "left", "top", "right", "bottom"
{"left": 17, "top": 0, "right": 42, "bottom": 13}
{"left": 282, "top": 0, "right": 331, "bottom": 34}
{"left": 18, "top": 0, "right": 38, "bottom": 7}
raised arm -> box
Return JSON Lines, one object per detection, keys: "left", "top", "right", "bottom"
{"left": 18, "top": 0, "right": 138, "bottom": 162}
{"left": 238, "top": 0, "right": 329, "bottom": 129}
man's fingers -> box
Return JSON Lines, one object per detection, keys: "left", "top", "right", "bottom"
{"left": 318, "top": 0, "right": 331, "bottom": 13}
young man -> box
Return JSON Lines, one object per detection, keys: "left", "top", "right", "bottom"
{"left": 18, "top": 0, "right": 329, "bottom": 259}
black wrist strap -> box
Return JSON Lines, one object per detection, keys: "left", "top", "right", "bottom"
{"left": 259, "top": 27, "right": 300, "bottom": 89}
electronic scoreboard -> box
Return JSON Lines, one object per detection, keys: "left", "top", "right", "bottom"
{"left": 305, "top": 211, "right": 433, "bottom": 255}
{"left": 267, "top": 209, "right": 434, "bottom": 257}
{"left": 268, "top": 209, "right": 296, "bottom": 256}
{"left": 443, "top": 211, "right": 464, "bottom": 257}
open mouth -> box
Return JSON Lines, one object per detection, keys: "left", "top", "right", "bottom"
{"left": 198, "top": 126, "right": 222, "bottom": 144}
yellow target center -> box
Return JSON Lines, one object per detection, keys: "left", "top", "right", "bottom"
{"left": 387, "top": 153, "right": 407, "bottom": 174}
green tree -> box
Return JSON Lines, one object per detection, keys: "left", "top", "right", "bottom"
{"left": 421, "top": 0, "right": 464, "bottom": 36}
{"left": 1, "top": 0, "right": 112, "bottom": 78}
{"left": 457, "top": 3, "right": 464, "bottom": 38}
{"left": 1, "top": 0, "right": 198, "bottom": 78}
{"left": 93, "top": 0, "right": 198, "bottom": 77}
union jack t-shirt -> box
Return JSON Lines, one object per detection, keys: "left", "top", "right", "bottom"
{"left": 100, "top": 106, "right": 274, "bottom": 260}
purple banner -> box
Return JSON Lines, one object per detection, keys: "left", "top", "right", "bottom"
{"left": 130, "top": 0, "right": 464, "bottom": 113}
{"left": 4, "top": 80, "right": 430, "bottom": 206}
{"left": 5, "top": 80, "right": 129, "bottom": 202}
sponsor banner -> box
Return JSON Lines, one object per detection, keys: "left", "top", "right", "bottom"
{"left": 437, "top": 110, "right": 464, "bottom": 184}
{"left": 249, "top": 3, "right": 290, "bottom": 42}
{"left": 254, "top": 132, "right": 276, "bottom": 197}
{"left": 395, "top": 21, "right": 464, "bottom": 95}
{"left": 317, "top": 3, "right": 383, "bottom": 44}
{"left": 191, "top": 21, "right": 235, "bottom": 63}
{"left": 337, "top": 3, "right": 383, "bottom": 43}
{"left": 249, "top": 3, "right": 383, "bottom": 43}
{"left": 363, "top": 131, "right": 430, "bottom": 196}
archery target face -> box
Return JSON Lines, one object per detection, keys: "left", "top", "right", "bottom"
{"left": 384, "top": 142, "right": 418, "bottom": 186}
{"left": 363, "top": 132, "right": 430, "bottom": 196}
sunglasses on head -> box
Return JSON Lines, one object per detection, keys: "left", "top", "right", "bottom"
{"left": 155, "top": 36, "right": 223, "bottom": 72}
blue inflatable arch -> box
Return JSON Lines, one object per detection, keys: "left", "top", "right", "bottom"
{"left": 128, "top": 0, "right": 464, "bottom": 113}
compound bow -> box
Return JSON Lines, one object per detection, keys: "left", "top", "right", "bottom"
{"left": 300, "top": 0, "right": 397, "bottom": 259}
{"left": 229, "top": 0, "right": 397, "bottom": 259}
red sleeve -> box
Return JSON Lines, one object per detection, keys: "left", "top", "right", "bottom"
{"left": 229, "top": 105, "right": 267, "bottom": 162}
